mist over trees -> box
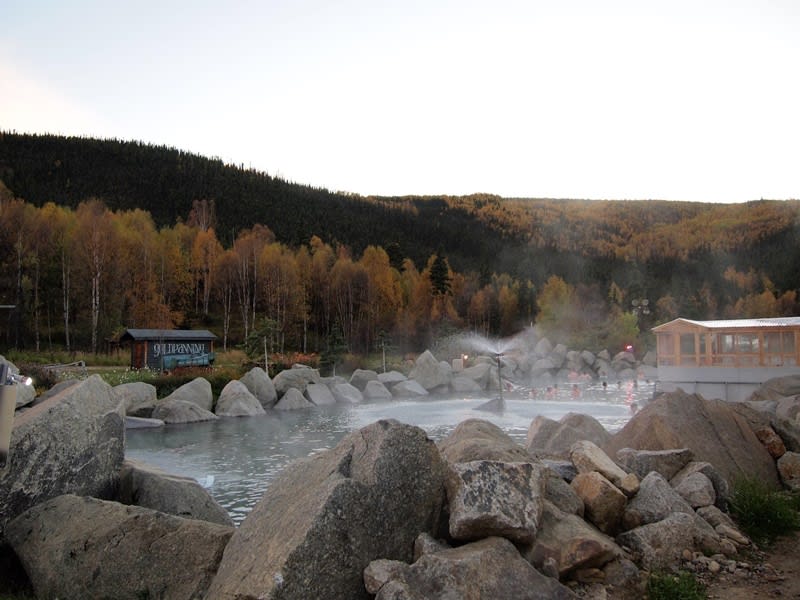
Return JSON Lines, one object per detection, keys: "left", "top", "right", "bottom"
{"left": 1, "top": 132, "right": 799, "bottom": 357}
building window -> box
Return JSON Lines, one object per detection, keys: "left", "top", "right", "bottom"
{"left": 680, "top": 334, "right": 696, "bottom": 365}
{"left": 784, "top": 332, "right": 797, "bottom": 365}
{"left": 736, "top": 334, "right": 758, "bottom": 353}
{"left": 658, "top": 334, "right": 675, "bottom": 365}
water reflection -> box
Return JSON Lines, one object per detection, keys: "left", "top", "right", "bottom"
{"left": 126, "top": 380, "right": 655, "bottom": 524}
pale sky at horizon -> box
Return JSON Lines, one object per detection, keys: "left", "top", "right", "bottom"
{"left": 2, "top": 0, "right": 798, "bottom": 202}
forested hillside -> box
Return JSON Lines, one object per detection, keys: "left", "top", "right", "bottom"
{"left": 0, "top": 132, "right": 508, "bottom": 273}
{"left": 1, "top": 131, "right": 798, "bottom": 358}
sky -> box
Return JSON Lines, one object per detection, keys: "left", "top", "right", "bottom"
{"left": 2, "top": 0, "right": 799, "bottom": 202}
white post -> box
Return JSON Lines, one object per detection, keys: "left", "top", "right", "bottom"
{"left": 0, "top": 368, "right": 18, "bottom": 469}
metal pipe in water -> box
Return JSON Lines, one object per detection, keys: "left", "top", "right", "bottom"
{"left": 496, "top": 353, "right": 503, "bottom": 401}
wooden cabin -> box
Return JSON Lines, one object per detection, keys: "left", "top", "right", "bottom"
{"left": 120, "top": 329, "right": 217, "bottom": 371}
{"left": 652, "top": 317, "right": 800, "bottom": 401}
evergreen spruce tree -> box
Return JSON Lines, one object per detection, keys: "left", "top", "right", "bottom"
{"left": 430, "top": 252, "right": 452, "bottom": 296}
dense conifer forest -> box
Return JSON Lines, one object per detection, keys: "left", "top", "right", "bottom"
{"left": 1, "top": 131, "right": 798, "bottom": 358}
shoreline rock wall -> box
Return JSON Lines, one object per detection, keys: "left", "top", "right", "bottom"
{"left": 2, "top": 368, "right": 799, "bottom": 599}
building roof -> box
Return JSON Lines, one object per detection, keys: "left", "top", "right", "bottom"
{"left": 652, "top": 317, "right": 800, "bottom": 332}
{"left": 119, "top": 328, "right": 217, "bottom": 341}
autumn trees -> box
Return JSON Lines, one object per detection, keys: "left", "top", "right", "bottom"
{"left": 0, "top": 197, "right": 538, "bottom": 355}
{"left": 1, "top": 191, "right": 799, "bottom": 358}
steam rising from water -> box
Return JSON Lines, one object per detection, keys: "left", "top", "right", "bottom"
{"left": 126, "top": 379, "right": 654, "bottom": 524}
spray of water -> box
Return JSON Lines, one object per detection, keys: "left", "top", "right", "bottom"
{"left": 437, "top": 328, "right": 534, "bottom": 361}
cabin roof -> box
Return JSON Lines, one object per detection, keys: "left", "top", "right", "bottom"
{"left": 652, "top": 317, "right": 800, "bottom": 333}
{"left": 119, "top": 328, "right": 217, "bottom": 342}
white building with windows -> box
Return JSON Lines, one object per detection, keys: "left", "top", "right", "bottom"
{"left": 653, "top": 317, "right": 800, "bottom": 401}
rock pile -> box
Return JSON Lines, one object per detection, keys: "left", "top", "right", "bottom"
{"left": 0, "top": 376, "right": 235, "bottom": 599}
{"left": 112, "top": 344, "right": 651, "bottom": 427}
{"left": 2, "top": 362, "right": 799, "bottom": 599}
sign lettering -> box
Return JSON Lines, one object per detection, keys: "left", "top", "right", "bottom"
{"left": 151, "top": 342, "right": 206, "bottom": 357}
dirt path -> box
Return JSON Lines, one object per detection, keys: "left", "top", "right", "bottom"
{"left": 704, "top": 532, "right": 800, "bottom": 600}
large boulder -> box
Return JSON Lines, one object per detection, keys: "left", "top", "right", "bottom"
{"left": 6, "top": 494, "right": 233, "bottom": 600}
{"left": 391, "top": 379, "right": 430, "bottom": 398}
{"left": 748, "top": 375, "right": 800, "bottom": 402}
{"left": 615, "top": 447, "right": 694, "bottom": 481}
{"left": 113, "top": 381, "right": 157, "bottom": 415}
{"left": 159, "top": 376, "right": 213, "bottom": 411}
{"left": 0, "top": 376, "right": 124, "bottom": 546}
{"left": 543, "top": 467, "right": 584, "bottom": 517}
{"left": 534, "top": 337, "right": 554, "bottom": 357}
{"left": 305, "top": 382, "right": 337, "bottom": 406}
{"left": 459, "top": 362, "right": 492, "bottom": 389}
{"left": 438, "top": 419, "right": 532, "bottom": 464}
{"left": 671, "top": 471, "right": 716, "bottom": 508}
{"left": 570, "top": 440, "right": 639, "bottom": 497}
{"left": 28, "top": 379, "right": 79, "bottom": 408}
{"left": 409, "top": 350, "right": 452, "bottom": 391}
{"left": 350, "top": 368, "right": 379, "bottom": 390}
{"left": 772, "top": 416, "right": 800, "bottom": 453}
{"left": 523, "top": 501, "right": 622, "bottom": 579}
{"left": 616, "top": 512, "right": 697, "bottom": 570}
{"left": 604, "top": 390, "right": 781, "bottom": 488}
{"left": 775, "top": 396, "right": 800, "bottom": 421}
{"left": 364, "top": 379, "right": 393, "bottom": 401}
{"left": 754, "top": 425, "right": 787, "bottom": 458}
{"left": 240, "top": 366, "right": 278, "bottom": 408}
{"left": 272, "top": 365, "right": 320, "bottom": 396}
{"left": 446, "top": 460, "right": 545, "bottom": 544}
{"left": 365, "top": 536, "right": 576, "bottom": 600}
{"left": 670, "top": 461, "right": 730, "bottom": 509}
{"left": 570, "top": 472, "right": 626, "bottom": 535}
{"left": 215, "top": 380, "right": 266, "bottom": 417}
{"left": 526, "top": 416, "right": 561, "bottom": 452}
{"left": 206, "top": 420, "right": 447, "bottom": 600}
{"left": 450, "top": 375, "right": 484, "bottom": 394}
{"left": 378, "top": 370, "right": 408, "bottom": 386}
{"left": 274, "top": 387, "right": 314, "bottom": 410}
{"left": 332, "top": 382, "right": 364, "bottom": 404}
{"left": 151, "top": 399, "right": 218, "bottom": 424}
{"left": 621, "top": 472, "right": 694, "bottom": 531}
{"left": 527, "top": 413, "right": 611, "bottom": 458}
{"left": 118, "top": 459, "right": 233, "bottom": 526}
{"left": 618, "top": 509, "right": 720, "bottom": 568}
{"left": 777, "top": 451, "right": 800, "bottom": 490}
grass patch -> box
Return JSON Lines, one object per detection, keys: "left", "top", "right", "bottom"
{"left": 646, "top": 571, "right": 707, "bottom": 600}
{"left": 5, "top": 349, "right": 126, "bottom": 367}
{"left": 728, "top": 476, "right": 800, "bottom": 545}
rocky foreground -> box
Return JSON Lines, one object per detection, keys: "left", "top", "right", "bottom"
{"left": 1, "top": 364, "right": 799, "bottom": 598}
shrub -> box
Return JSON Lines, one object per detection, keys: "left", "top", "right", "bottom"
{"left": 17, "top": 362, "right": 60, "bottom": 392}
{"left": 147, "top": 366, "right": 244, "bottom": 400}
{"left": 728, "top": 476, "right": 800, "bottom": 544}
{"left": 646, "top": 571, "right": 706, "bottom": 600}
